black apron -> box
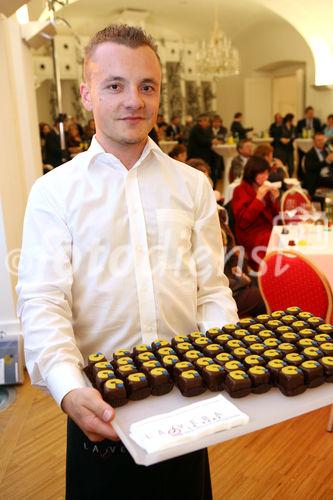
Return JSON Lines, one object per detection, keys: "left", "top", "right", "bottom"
{"left": 66, "top": 418, "right": 213, "bottom": 500}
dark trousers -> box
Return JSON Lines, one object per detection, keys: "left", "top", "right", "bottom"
{"left": 66, "top": 419, "right": 213, "bottom": 500}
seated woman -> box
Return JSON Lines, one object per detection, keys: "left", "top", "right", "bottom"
{"left": 67, "top": 124, "right": 82, "bottom": 156}
{"left": 218, "top": 208, "right": 266, "bottom": 317}
{"left": 169, "top": 144, "right": 187, "bottom": 163}
{"left": 232, "top": 156, "right": 280, "bottom": 271}
{"left": 187, "top": 158, "right": 223, "bottom": 202}
{"left": 253, "top": 143, "right": 288, "bottom": 185}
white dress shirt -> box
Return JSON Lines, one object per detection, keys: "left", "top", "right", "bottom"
{"left": 17, "top": 136, "right": 238, "bottom": 405}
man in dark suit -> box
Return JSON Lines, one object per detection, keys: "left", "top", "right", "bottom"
{"left": 230, "top": 112, "right": 253, "bottom": 140}
{"left": 229, "top": 139, "right": 253, "bottom": 182}
{"left": 165, "top": 115, "right": 183, "bottom": 141}
{"left": 303, "top": 132, "right": 333, "bottom": 196}
{"left": 296, "top": 106, "right": 322, "bottom": 136}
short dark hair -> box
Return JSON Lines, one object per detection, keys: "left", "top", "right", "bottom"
{"left": 305, "top": 106, "right": 314, "bottom": 113}
{"left": 237, "top": 138, "right": 252, "bottom": 153}
{"left": 253, "top": 143, "right": 273, "bottom": 158}
{"left": 243, "top": 156, "right": 270, "bottom": 184}
{"left": 234, "top": 112, "right": 242, "bottom": 119}
{"left": 186, "top": 158, "right": 211, "bottom": 176}
{"left": 169, "top": 144, "right": 187, "bottom": 159}
{"left": 84, "top": 24, "right": 160, "bottom": 64}
{"left": 327, "top": 114, "right": 333, "bottom": 120}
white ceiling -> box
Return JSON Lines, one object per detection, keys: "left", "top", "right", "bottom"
{"left": 30, "top": 0, "right": 286, "bottom": 42}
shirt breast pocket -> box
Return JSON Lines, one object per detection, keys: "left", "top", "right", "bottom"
{"left": 156, "top": 209, "right": 194, "bottom": 271}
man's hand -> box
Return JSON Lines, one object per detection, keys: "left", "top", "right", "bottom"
{"left": 61, "top": 387, "right": 119, "bottom": 442}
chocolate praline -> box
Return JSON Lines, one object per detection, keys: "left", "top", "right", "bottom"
{"left": 316, "top": 324, "right": 333, "bottom": 336}
{"left": 203, "top": 343, "right": 224, "bottom": 358}
{"left": 194, "top": 356, "right": 215, "bottom": 372}
{"left": 298, "top": 311, "right": 314, "bottom": 321}
{"left": 147, "top": 367, "right": 174, "bottom": 395}
{"left": 278, "top": 342, "right": 298, "bottom": 355}
{"left": 135, "top": 352, "right": 157, "bottom": 366}
{"left": 202, "top": 364, "right": 225, "bottom": 391}
{"left": 233, "top": 329, "right": 248, "bottom": 341}
{"left": 237, "top": 318, "right": 256, "bottom": 329}
{"left": 300, "top": 360, "right": 325, "bottom": 388}
{"left": 285, "top": 306, "right": 302, "bottom": 316}
{"left": 215, "top": 334, "right": 233, "bottom": 347}
{"left": 116, "top": 364, "right": 139, "bottom": 379}
{"left": 275, "top": 325, "right": 294, "bottom": 337}
{"left": 284, "top": 352, "right": 305, "bottom": 367}
{"left": 151, "top": 339, "right": 171, "bottom": 352}
{"left": 183, "top": 349, "right": 204, "bottom": 363}
{"left": 307, "top": 316, "right": 325, "bottom": 328}
{"left": 255, "top": 314, "right": 271, "bottom": 325}
{"left": 156, "top": 346, "right": 177, "bottom": 360}
{"left": 171, "top": 335, "right": 190, "bottom": 347}
{"left": 270, "top": 310, "right": 286, "bottom": 320}
{"left": 248, "top": 343, "right": 266, "bottom": 356}
{"left": 281, "top": 315, "right": 297, "bottom": 325}
{"left": 302, "top": 346, "right": 323, "bottom": 361}
{"left": 192, "top": 337, "right": 213, "bottom": 352}
{"left": 320, "top": 356, "right": 333, "bottom": 382}
{"left": 267, "top": 359, "right": 287, "bottom": 386}
{"left": 132, "top": 344, "right": 153, "bottom": 357}
{"left": 278, "top": 365, "right": 305, "bottom": 396}
{"left": 243, "top": 354, "right": 265, "bottom": 369}
{"left": 103, "top": 378, "right": 128, "bottom": 407}
{"left": 221, "top": 324, "right": 237, "bottom": 335}
{"left": 298, "top": 328, "right": 316, "bottom": 339}
{"left": 188, "top": 331, "right": 206, "bottom": 342}
{"left": 125, "top": 372, "right": 151, "bottom": 400}
{"left": 173, "top": 361, "right": 195, "bottom": 380}
{"left": 320, "top": 342, "right": 333, "bottom": 356}
{"left": 279, "top": 332, "right": 300, "bottom": 344}
{"left": 206, "top": 328, "right": 223, "bottom": 341}
{"left": 92, "top": 361, "right": 114, "bottom": 379}
{"left": 178, "top": 369, "right": 206, "bottom": 397}
{"left": 266, "top": 320, "right": 284, "bottom": 331}
{"left": 224, "top": 370, "right": 251, "bottom": 398}
{"left": 232, "top": 347, "right": 251, "bottom": 361}
{"left": 263, "top": 338, "right": 281, "bottom": 349}
{"left": 225, "top": 339, "right": 246, "bottom": 353}
{"left": 95, "top": 369, "right": 116, "bottom": 391}
{"left": 224, "top": 360, "right": 245, "bottom": 373}
{"left": 258, "top": 329, "right": 275, "bottom": 341}
{"left": 297, "top": 338, "right": 318, "bottom": 350}
{"left": 175, "top": 342, "right": 195, "bottom": 357}
{"left": 214, "top": 352, "right": 234, "bottom": 367}
{"left": 243, "top": 334, "right": 261, "bottom": 346}
{"left": 112, "top": 350, "right": 132, "bottom": 361}
{"left": 262, "top": 349, "right": 282, "bottom": 362}
{"left": 314, "top": 334, "right": 332, "bottom": 345}
{"left": 248, "top": 323, "right": 266, "bottom": 334}
{"left": 161, "top": 354, "right": 180, "bottom": 375}
{"left": 248, "top": 365, "right": 271, "bottom": 394}
{"left": 141, "top": 360, "right": 162, "bottom": 375}
{"left": 291, "top": 321, "right": 309, "bottom": 332}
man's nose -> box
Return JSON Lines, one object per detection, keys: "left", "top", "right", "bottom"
{"left": 126, "top": 87, "right": 144, "bottom": 109}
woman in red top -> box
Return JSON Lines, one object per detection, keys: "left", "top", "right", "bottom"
{"left": 232, "top": 156, "right": 280, "bottom": 271}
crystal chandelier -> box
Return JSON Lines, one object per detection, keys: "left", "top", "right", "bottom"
{"left": 196, "top": 5, "right": 240, "bottom": 79}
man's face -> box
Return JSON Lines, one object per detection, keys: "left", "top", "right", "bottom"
{"left": 240, "top": 141, "right": 253, "bottom": 158}
{"left": 306, "top": 109, "right": 314, "bottom": 120}
{"left": 80, "top": 42, "right": 161, "bottom": 150}
{"left": 314, "top": 134, "right": 325, "bottom": 150}
{"left": 199, "top": 117, "right": 210, "bottom": 128}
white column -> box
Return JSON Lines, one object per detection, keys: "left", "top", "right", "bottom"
{"left": 0, "top": 14, "right": 42, "bottom": 333}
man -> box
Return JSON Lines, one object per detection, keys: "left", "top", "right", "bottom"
{"left": 229, "top": 139, "right": 253, "bottom": 183}
{"left": 210, "top": 115, "right": 227, "bottom": 143}
{"left": 296, "top": 106, "right": 322, "bottom": 136}
{"left": 187, "top": 113, "right": 221, "bottom": 186}
{"left": 17, "top": 25, "right": 238, "bottom": 500}
{"left": 165, "top": 114, "right": 183, "bottom": 141}
{"left": 302, "top": 132, "right": 333, "bottom": 196}
{"left": 230, "top": 112, "right": 253, "bottom": 141}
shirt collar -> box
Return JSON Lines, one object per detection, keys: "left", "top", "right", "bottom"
{"left": 80, "top": 135, "right": 165, "bottom": 171}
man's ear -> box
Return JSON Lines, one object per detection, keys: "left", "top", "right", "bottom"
{"left": 80, "top": 83, "right": 93, "bottom": 112}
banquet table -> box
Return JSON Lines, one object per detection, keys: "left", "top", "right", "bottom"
{"left": 159, "top": 140, "right": 178, "bottom": 154}
{"left": 212, "top": 144, "right": 237, "bottom": 197}
{"left": 252, "top": 137, "right": 273, "bottom": 144}
{"left": 267, "top": 224, "right": 333, "bottom": 291}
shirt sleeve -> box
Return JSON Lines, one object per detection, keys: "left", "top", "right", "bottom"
{"left": 16, "top": 179, "right": 88, "bottom": 406}
{"left": 192, "top": 175, "right": 239, "bottom": 331}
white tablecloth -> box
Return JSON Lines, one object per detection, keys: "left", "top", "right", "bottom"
{"left": 267, "top": 224, "right": 333, "bottom": 292}
{"left": 212, "top": 144, "right": 237, "bottom": 197}
{"left": 294, "top": 138, "right": 313, "bottom": 154}
{"left": 252, "top": 137, "right": 273, "bottom": 144}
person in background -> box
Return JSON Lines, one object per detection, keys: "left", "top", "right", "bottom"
{"left": 230, "top": 112, "right": 253, "bottom": 141}
{"left": 296, "top": 106, "right": 322, "bottom": 137}
{"left": 83, "top": 118, "right": 96, "bottom": 143}
{"left": 187, "top": 113, "right": 221, "bottom": 187}
{"left": 273, "top": 113, "right": 296, "bottom": 177}
{"left": 229, "top": 139, "right": 253, "bottom": 183}
{"left": 156, "top": 113, "right": 168, "bottom": 140}
{"left": 165, "top": 115, "right": 183, "bottom": 142}
{"left": 17, "top": 24, "right": 238, "bottom": 500}
{"left": 269, "top": 112, "right": 283, "bottom": 150}
{"left": 218, "top": 207, "right": 267, "bottom": 317}
{"left": 182, "top": 114, "right": 194, "bottom": 146}
{"left": 253, "top": 143, "right": 288, "bottom": 185}
{"left": 187, "top": 158, "right": 223, "bottom": 202}
{"left": 43, "top": 116, "right": 69, "bottom": 170}
{"left": 169, "top": 143, "right": 187, "bottom": 162}
{"left": 232, "top": 156, "right": 280, "bottom": 271}
{"left": 70, "top": 115, "right": 84, "bottom": 137}
{"left": 67, "top": 124, "right": 83, "bottom": 156}
{"left": 210, "top": 115, "right": 228, "bottom": 143}
{"left": 323, "top": 114, "right": 333, "bottom": 139}
{"left": 302, "top": 131, "right": 333, "bottom": 197}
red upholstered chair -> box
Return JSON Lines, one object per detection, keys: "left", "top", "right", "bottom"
{"left": 258, "top": 250, "right": 333, "bottom": 322}
{"left": 280, "top": 188, "right": 312, "bottom": 225}
{"left": 258, "top": 250, "right": 333, "bottom": 432}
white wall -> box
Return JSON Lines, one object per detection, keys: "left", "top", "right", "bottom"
{"left": 216, "top": 19, "right": 333, "bottom": 132}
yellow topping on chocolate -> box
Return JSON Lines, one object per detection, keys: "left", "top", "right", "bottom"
{"left": 206, "top": 344, "right": 220, "bottom": 351}
{"left": 185, "top": 350, "right": 202, "bottom": 359}
{"left": 143, "top": 360, "right": 160, "bottom": 369}
{"left": 173, "top": 335, "right": 188, "bottom": 343}
{"left": 128, "top": 372, "right": 146, "bottom": 382}
{"left": 283, "top": 332, "right": 297, "bottom": 339}
{"left": 302, "top": 360, "right": 320, "bottom": 369}
{"left": 162, "top": 355, "right": 178, "bottom": 364}
{"left": 223, "top": 324, "right": 237, "bottom": 330}
{"left": 207, "top": 328, "right": 220, "bottom": 334}
{"left": 95, "top": 361, "right": 111, "bottom": 369}
{"left": 264, "top": 339, "right": 279, "bottom": 347}
{"left": 153, "top": 339, "right": 169, "bottom": 348}
{"left": 189, "top": 331, "right": 204, "bottom": 338}
{"left": 229, "top": 370, "right": 248, "bottom": 380}
{"left": 217, "top": 334, "right": 232, "bottom": 342}
{"left": 194, "top": 338, "right": 209, "bottom": 346}
{"left": 264, "top": 349, "right": 280, "bottom": 358}
{"left": 249, "top": 365, "right": 266, "bottom": 375}
{"left": 182, "top": 369, "right": 200, "bottom": 379}
{"left": 137, "top": 352, "right": 155, "bottom": 362}
{"left": 250, "top": 343, "right": 265, "bottom": 351}
{"left": 303, "top": 347, "right": 320, "bottom": 356}
{"left": 315, "top": 334, "right": 331, "bottom": 342}
{"left": 175, "top": 361, "right": 192, "bottom": 369}
{"left": 279, "top": 343, "right": 294, "bottom": 352}
{"left": 234, "top": 329, "right": 248, "bottom": 337}
{"left": 244, "top": 335, "right": 260, "bottom": 343}
{"left": 216, "top": 353, "right": 232, "bottom": 362}
{"left": 225, "top": 360, "right": 242, "bottom": 371}
{"left": 196, "top": 357, "right": 214, "bottom": 367}
{"left": 299, "top": 312, "right": 313, "bottom": 319}
{"left": 119, "top": 365, "right": 135, "bottom": 373}
{"left": 245, "top": 355, "right": 261, "bottom": 365}
{"left": 134, "top": 345, "right": 150, "bottom": 352}
{"left": 318, "top": 324, "right": 333, "bottom": 331}
{"left": 104, "top": 378, "right": 124, "bottom": 389}
{"left": 88, "top": 353, "right": 105, "bottom": 362}
{"left": 114, "top": 349, "right": 130, "bottom": 357}
{"left": 286, "top": 353, "right": 302, "bottom": 361}
{"left": 322, "top": 356, "right": 333, "bottom": 366}
{"left": 233, "top": 347, "right": 249, "bottom": 356}
{"left": 321, "top": 343, "right": 333, "bottom": 351}
{"left": 227, "top": 340, "right": 243, "bottom": 348}
{"left": 268, "top": 359, "right": 285, "bottom": 368}
{"left": 158, "top": 347, "right": 175, "bottom": 356}
{"left": 150, "top": 367, "right": 168, "bottom": 377}
{"left": 177, "top": 342, "right": 193, "bottom": 350}
{"left": 205, "top": 364, "right": 222, "bottom": 373}
{"left": 97, "top": 370, "right": 114, "bottom": 380}
{"left": 281, "top": 365, "right": 299, "bottom": 375}
{"left": 117, "top": 356, "right": 133, "bottom": 365}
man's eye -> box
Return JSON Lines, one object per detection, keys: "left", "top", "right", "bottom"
{"left": 108, "top": 84, "right": 120, "bottom": 91}
{"left": 142, "top": 85, "right": 154, "bottom": 92}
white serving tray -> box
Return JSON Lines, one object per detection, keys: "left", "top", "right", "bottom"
{"left": 112, "top": 383, "right": 333, "bottom": 466}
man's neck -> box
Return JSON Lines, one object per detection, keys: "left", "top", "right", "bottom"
{"left": 96, "top": 134, "right": 148, "bottom": 169}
